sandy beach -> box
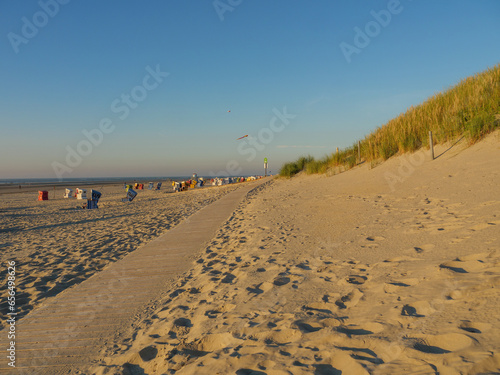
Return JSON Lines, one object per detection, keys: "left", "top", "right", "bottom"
{"left": 82, "top": 131, "right": 500, "bottom": 374}
{"left": 0, "top": 182, "right": 242, "bottom": 331}
{"left": 0, "top": 132, "right": 498, "bottom": 374}
{"left": 3, "top": 1, "right": 498, "bottom": 373}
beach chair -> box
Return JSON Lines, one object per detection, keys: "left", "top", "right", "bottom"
{"left": 64, "top": 188, "right": 73, "bottom": 198}
{"left": 156, "top": 182, "right": 162, "bottom": 191}
{"left": 148, "top": 182, "right": 154, "bottom": 190}
{"left": 122, "top": 189, "right": 137, "bottom": 202}
{"left": 76, "top": 188, "right": 87, "bottom": 199}
{"left": 90, "top": 189, "right": 101, "bottom": 202}
{"left": 86, "top": 200, "right": 98, "bottom": 209}
{"left": 38, "top": 191, "right": 48, "bottom": 201}
{"left": 80, "top": 189, "right": 102, "bottom": 209}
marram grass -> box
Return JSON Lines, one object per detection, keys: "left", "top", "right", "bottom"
{"left": 280, "top": 64, "right": 500, "bottom": 178}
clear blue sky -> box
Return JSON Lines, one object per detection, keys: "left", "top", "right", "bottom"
{"left": 1, "top": 0, "right": 499, "bottom": 179}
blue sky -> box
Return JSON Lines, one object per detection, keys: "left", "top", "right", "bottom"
{"left": 1, "top": 0, "right": 499, "bottom": 179}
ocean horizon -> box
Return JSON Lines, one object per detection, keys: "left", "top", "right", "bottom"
{"left": 0, "top": 175, "right": 257, "bottom": 186}
{"left": 0, "top": 176, "right": 191, "bottom": 185}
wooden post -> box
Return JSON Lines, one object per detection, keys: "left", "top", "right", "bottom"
{"left": 429, "top": 131, "right": 434, "bottom": 160}
{"left": 358, "top": 141, "right": 361, "bottom": 163}
{"left": 53, "top": 186, "right": 56, "bottom": 199}
{"left": 336, "top": 147, "right": 339, "bottom": 154}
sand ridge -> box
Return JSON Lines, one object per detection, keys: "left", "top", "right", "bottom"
{"left": 89, "top": 132, "right": 500, "bottom": 374}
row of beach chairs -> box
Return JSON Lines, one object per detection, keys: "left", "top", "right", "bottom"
{"left": 39, "top": 181, "right": 165, "bottom": 208}
{"left": 60, "top": 188, "right": 102, "bottom": 209}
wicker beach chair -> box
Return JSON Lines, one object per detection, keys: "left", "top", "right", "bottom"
{"left": 122, "top": 189, "right": 138, "bottom": 202}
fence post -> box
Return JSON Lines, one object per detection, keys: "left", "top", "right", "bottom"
{"left": 358, "top": 141, "right": 361, "bottom": 163}
{"left": 429, "top": 131, "right": 434, "bottom": 160}
{"left": 336, "top": 147, "right": 339, "bottom": 154}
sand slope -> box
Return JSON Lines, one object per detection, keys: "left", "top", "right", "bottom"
{"left": 80, "top": 132, "right": 500, "bottom": 374}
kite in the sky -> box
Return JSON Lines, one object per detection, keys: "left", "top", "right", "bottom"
{"left": 227, "top": 110, "right": 231, "bottom": 112}
{"left": 236, "top": 135, "right": 248, "bottom": 140}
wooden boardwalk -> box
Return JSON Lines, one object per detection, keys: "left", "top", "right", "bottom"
{"left": 0, "top": 179, "right": 269, "bottom": 374}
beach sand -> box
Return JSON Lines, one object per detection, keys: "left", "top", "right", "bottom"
{"left": 0, "top": 183, "right": 242, "bottom": 331}
{"left": 88, "top": 131, "right": 500, "bottom": 374}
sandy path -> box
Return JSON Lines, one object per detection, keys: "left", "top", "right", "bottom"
{"left": 91, "top": 132, "right": 499, "bottom": 374}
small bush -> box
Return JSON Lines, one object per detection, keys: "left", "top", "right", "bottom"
{"left": 279, "top": 155, "right": 315, "bottom": 178}
{"left": 279, "top": 162, "right": 301, "bottom": 178}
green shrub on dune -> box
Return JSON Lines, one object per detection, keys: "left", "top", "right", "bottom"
{"left": 279, "top": 162, "right": 301, "bottom": 178}
{"left": 279, "top": 156, "right": 314, "bottom": 178}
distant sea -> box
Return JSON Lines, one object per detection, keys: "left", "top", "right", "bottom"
{"left": 0, "top": 177, "right": 193, "bottom": 186}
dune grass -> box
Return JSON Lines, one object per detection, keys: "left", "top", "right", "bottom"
{"left": 280, "top": 64, "right": 500, "bottom": 178}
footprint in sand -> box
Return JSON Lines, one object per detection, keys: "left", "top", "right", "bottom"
{"left": 170, "top": 317, "right": 192, "bottom": 337}
{"left": 412, "top": 244, "right": 435, "bottom": 253}
{"left": 459, "top": 320, "right": 491, "bottom": 334}
{"left": 295, "top": 262, "right": 312, "bottom": 271}
{"left": 293, "top": 319, "right": 324, "bottom": 333}
{"left": 335, "top": 289, "right": 363, "bottom": 309}
{"left": 235, "top": 369, "right": 267, "bottom": 375}
{"left": 336, "top": 322, "right": 384, "bottom": 336}
{"left": 335, "top": 345, "right": 384, "bottom": 366}
{"left": 425, "top": 222, "right": 465, "bottom": 233}
{"left": 366, "top": 236, "right": 385, "bottom": 242}
{"left": 346, "top": 275, "right": 367, "bottom": 285}
{"left": 273, "top": 276, "right": 291, "bottom": 286}
{"left": 401, "top": 301, "right": 435, "bottom": 317}
{"left": 138, "top": 345, "right": 158, "bottom": 361}
{"left": 383, "top": 280, "right": 414, "bottom": 294}
{"left": 469, "top": 222, "right": 498, "bottom": 231}
{"left": 361, "top": 236, "right": 385, "bottom": 248}
{"left": 406, "top": 333, "right": 473, "bottom": 354}
{"left": 221, "top": 273, "right": 237, "bottom": 284}
{"left": 440, "top": 259, "right": 485, "bottom": 273}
